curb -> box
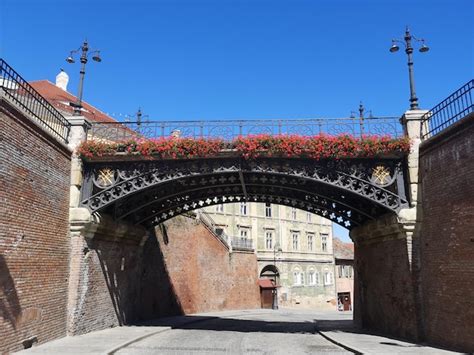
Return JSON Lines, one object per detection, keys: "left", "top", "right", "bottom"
{"left": 317, "top": 330, "right": 364, "bottom": 355}
{"left": 104, "top": 316, "right": 220, "bottom": 355}
{"left": 313, "top": 320, "right": 364, "bottom": 355}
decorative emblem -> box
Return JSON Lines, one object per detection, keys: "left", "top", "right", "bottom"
{"left": 371, "top": 165, "right": 392, "bottom": 186}
{"left": 94, "top": 168, "right": 116, "bottom": 188}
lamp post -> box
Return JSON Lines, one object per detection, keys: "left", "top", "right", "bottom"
{"left": 272, "top": 243, "right": 282, "bottom": 310}
{"left": 66, "top": 40, "right": 102, "bottom": 115}
{"left": 350, "top": 102, "right": 373, "bottom": 137}
{"left": 389, "top": 27, "right": 429, "bottom": 110}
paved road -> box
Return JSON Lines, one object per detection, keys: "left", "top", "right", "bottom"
{"left": 116, "top": 309, "right": 349, "bottom": 354}
{"left": 18, "top": 309, "right": 460, "bottom": 355}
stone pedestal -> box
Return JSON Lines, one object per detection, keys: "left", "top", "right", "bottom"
{"left": 400, "top": 110, "right": 428, "bottom": 206}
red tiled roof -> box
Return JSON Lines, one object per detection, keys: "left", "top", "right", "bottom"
{"left": 29, "top": 80, "right": 118, "bottom": 123}
{"left": 333, "top": 237, "right": 354, "bottom": 260}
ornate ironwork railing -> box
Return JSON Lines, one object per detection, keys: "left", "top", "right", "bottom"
{"left": 88, "top": 116, "right": 403, "bottom": 142}
{"left": 0, "top": 58, "right": 71, "bottom": 143}
{"left": 421, "top": 80, "right": 473, "bottom": 140}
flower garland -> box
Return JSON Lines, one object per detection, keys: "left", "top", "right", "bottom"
{"left": 77, "top": 134, "right": 410, "bottom": 160}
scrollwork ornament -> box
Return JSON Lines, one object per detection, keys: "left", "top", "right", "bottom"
{"left": 93, "top": 168, "right": 117, "bottom": 188}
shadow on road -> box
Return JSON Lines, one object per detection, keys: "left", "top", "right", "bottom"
{"left": 136, "top": 314, "right": 357, "bottom": 335}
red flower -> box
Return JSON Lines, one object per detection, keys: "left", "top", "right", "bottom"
{"left": 77, "top": 134, "right": 411, "bottom": 160}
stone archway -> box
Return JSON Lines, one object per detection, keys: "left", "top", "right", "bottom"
{"left": 260, "top": 264, "right": 280, "bottom": 281}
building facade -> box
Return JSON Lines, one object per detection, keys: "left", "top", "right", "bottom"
{"left": 333, "top": 238, "right": 354, "bottom": 311}
{"left": 203, "top": 202, "right": 336, "bottom": 309}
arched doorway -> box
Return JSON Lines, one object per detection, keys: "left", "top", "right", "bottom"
{"left": 260, "top": 264, "right": 280, "bottom": 282}
{"left": 259, "top": 264, "right": 280, "bottom": 309}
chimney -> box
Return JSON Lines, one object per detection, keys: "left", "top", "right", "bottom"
{"left": 55, "top": 69, "right": 69, "bottom": 91}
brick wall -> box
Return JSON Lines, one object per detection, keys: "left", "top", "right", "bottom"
{"left": 419, "top": 114, "right": 474, "bottom": 352}
{"left": 155, "top": 215, "right": 261, "bottom": 314}
{"left": 66, "top": 214, "right": 183, "bottom": 335}
{"left": 0, "top": 101, "right": 71, "bottom": 353}
{"left": 67, "top": 213, "right": 260, "bottom": 335}
{"left": 351, "top": 214, "right": 419, "bottom": 340}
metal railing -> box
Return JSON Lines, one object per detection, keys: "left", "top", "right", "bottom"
{"left": 231, "top": 237, "right": 254, "bottom": 251}
{"left": 196, "top": 210, "right": 231, "bottom": 249}
{"left": 0, "top": 58, "right": 71, "bottom": 143}
{"left": 421, "top": 80, "right": 473, "bottom": 140}
{"left": 88, "top": 116, "right": 403, "bottom": 142}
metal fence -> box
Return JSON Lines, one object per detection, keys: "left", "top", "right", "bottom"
{"left": 0, "top": 58, "right": 71, "bottom": 143}
{"left": 88, "top": 116, "right": 403, "bottom": 142}
{"left": 421, "top": 80, "right": 473, "bottom": 140}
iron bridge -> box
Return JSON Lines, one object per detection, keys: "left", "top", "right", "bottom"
{"left": 80, "top": 155, "right": 409, "bottom": 230}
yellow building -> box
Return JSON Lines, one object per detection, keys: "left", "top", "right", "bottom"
{"left": 202, "top": 203, "right": 337, "bottom": 309}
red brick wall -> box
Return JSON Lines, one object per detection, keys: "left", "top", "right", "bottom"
{"left": 351, "top": 215, "right": 419, "bottom": 341}
{"left": 155, "top": 215, "right": 261, "bottom": 314}
{"left": 67, "top": 235, "right": 144, "bottom": 335}
{"left": 0, "top": 101, "right": 71, "bottom": 353}
{"left": 67, "top": 214, "right": 260, "bottom": 335}
{"left": 67, "top": 222, "right": 184, "bottom": 336}
{"left": 419, "top": 114, "right": 474, "bottom": 352}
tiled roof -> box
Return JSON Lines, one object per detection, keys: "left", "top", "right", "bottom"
{"left": 29, "top": 80, "right": 118, "bottom": 123}
{"left": 333, "top": 237, "right": 354, "bottom": 260}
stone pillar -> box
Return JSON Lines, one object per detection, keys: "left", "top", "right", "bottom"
{"left": 66, "top": 208, "right": 97, "bottom": 335}
{"left": 400, "top": 110, "right": 428, "bottom": 340}
{"left": 65, "top": 116, "right": 92, "bottom": 335}
{"left": 66, "top": 116, "right": 91, "bottom": 209}
{"left": 67, "top": 116, "right": 91, "bottom": 150}
{"left": 400, "top": 109, "right": 428, "bottom": 206}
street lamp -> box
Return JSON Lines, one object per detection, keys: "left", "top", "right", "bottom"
{"left": 66, "top": 40, "right": 102, "bottom": 115}
{"left": 389, "top": 27, "right": 429, "bottom": 110}
{"left": 350, "top": 102, "right": 373, "bottom": 136}
{"left": 272, "top": 243, "right": 282, "bottom": 310}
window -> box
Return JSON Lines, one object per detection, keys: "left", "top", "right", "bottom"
{"left": 265, "top": 231, "right": 273, "bottom": 250}
{"left": 307, "top": 234, "right": 314, "bottom": 251}
{"left": 321, "top": 234, "right": 328, "bottom": 252}
{"left": 215, "top": 204, "right": 224, "bottom": 213}
{"left": 338, "top": 265, "right": 353, "bottom": 278}
{"left": 306, "top": 212, "right": 312, "bottom": 222}
{"left": 292, "top": 233, "right": 299, "bottom": 250}
{"left": 324, "top": 271, "right": 333, "bottom": 285}
{"left": 291, "top": 208, "right": 297, "bottom": 220}
{"left": 293, "top": 270, "right": 304, "bottom": 286}
{"left": 240, "top": 228, "right": 249, "bottom": 239}
{"left": 308, "top": 271, "right": 321, "bottom": 285}
{"left": 265, "top": 203, "right": 272, "bottom": 218}
{"left": 240, "top": 202, "right": 248, "bottom": 216}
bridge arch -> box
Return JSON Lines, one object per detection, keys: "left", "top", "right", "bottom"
{"left": 80, "top": 156, "right": 408, "bottom": 230}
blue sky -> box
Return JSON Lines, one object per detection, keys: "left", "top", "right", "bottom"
{"left": 1, "top": 0, "right": 472, "bottom": 241}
